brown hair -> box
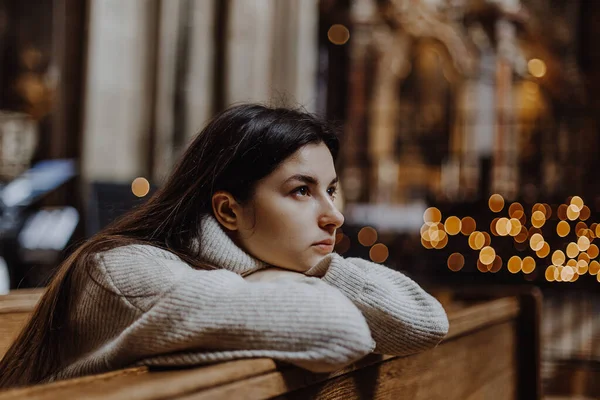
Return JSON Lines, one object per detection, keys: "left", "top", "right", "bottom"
{"left": 0, "top": 103, "right": 339, "bottom": 388}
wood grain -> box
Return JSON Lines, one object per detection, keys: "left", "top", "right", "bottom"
{"left": 0, "top": 296, "right": 524, "bottom": 400}
{"left": 0, "top": 289, "right": 44, "bottom": 359}
{"left": 0, "top": 313, "right": 31, "bottom": 358}
{"left": 270, "top": 321, "right": 517, "bottom": 400}
{"left": 0, "top": 289, "right": 44, "bottom": 313}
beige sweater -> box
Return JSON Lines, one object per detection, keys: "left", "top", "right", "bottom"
{"left": 52, "top": 216, "right": 448, "bottom": 381}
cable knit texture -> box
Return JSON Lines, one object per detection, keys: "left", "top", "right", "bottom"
{"left": 50, "top": 215, "right": 448, "bottom": 382}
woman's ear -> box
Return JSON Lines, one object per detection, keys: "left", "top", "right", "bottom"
{"left": 212, "top": 191, "right": 242, "bottom": 231}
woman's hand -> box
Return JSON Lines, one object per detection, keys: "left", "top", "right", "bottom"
{"left": 243, "top": 267, "right": 309, "bottom": 283}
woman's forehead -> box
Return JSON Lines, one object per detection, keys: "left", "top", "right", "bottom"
{"left": 272, "top": 144, "right": 336, "bottom": 179}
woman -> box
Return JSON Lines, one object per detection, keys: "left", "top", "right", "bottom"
{"left": 0, "top": 104, "right": 448, "bottom": 389}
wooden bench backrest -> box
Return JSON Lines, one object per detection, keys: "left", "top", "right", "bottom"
{"left": 0, "top": 289, "right": 44, "bottom": 359}
{"left": 0, "top": 294, "right": 541, "bottom": 400}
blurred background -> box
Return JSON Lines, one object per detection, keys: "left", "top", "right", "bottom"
{"left": 0, "top": 0, "right": 599, "bottom": 397}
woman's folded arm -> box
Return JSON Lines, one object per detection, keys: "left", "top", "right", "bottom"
{"left": 305, "top": 253, "right": 449, "bottom": 356}
{"left": 94, "top": 254, "right": 376, "bottom": 374}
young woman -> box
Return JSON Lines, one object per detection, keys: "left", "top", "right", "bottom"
{"left": 0, "top": 104, "right": 449, "bottom": 389}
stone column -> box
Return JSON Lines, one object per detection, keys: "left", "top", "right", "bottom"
{"left": 368, "top": 32, "right": 410, "bottom": 203}
{"left": 226, "top": 0, "right": 275, "bottom": 104}
{"left": 152, "top": 0, "right": 216, "bottom": 182}
{"left": 184, "top": 0, "right": 216, "bottom": 140}
{"left": 152, "top": 0, "right": 184, "bottom": 182}
{"left": 492, "top": 18, "right": 518, "bottom": 199}
{"left": 81, "top": 0, "right": 158, "bottom": 182}
{"left": 271, "top": 0, "right": 319, "bottom": 110}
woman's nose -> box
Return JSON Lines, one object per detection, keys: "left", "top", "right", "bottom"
{"left": 320, "top": 201, "right": 345, "bottom": 232}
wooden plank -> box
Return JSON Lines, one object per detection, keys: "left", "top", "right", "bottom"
{"left": 193, "top": 321, "right": 517, "bottom": 400}
{"left": 0, "top": 368, "right": 150, "bottom": 400}
{"left": 0, "top": 297, "right": 521, "bottom": 399}
{"left": 445, "top": 297, "right": 519, "bottom": 340}
{"left": 0, "top": 320, "right": 518, "bottom": 400}
{"left": 0, "top": 359, "right": 276, "bottom": 400}
{"left": 0, "top": 289, "right": 44, "bottom": 358}
{"left": 0, "top": 289, "right": 44, "bottom": 313}
{"left": 0, "top": 312, "right": 31, "bottom": 358}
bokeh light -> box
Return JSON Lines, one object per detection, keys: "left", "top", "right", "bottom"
{"left": 536, "top": 242, "right": 550, "bottom": 258}
{"left": 509, "top": 218, "right": 521, "bottom": 236}
{"left": 588, "top": 244, "right": 599, "bottom": 259}
{"left": 529, "top": 233, "right": 544, "bottom": 251}
{"left": 507, "top": 256, "right": 522, "bottom": 273}
{"left": 460, "top": 217, "right": 476, "bottom": 235}
{"left": 528, "top": 58, "right": 546, "bottom": 78}
{"left": 328, "top": 24, "right": 350, "bottom": 45}
{"left": 531, "top": 210, "right": 546, "bottom": 228}
{"left": 561, "top": 266, "right": 575, "bottom": 281}
{"left": 358, "top": 227, "right": 378, "bottom": 247}
{"left": 447, "top": 253, "right": 465, "bottom": 272}
{"left": 580, "top": 205, "right": 591, "bottom": 221}
{"left": 570, "top": 196, "right": 584, "bottom": 211}
{"left": 578, "top": 236, "right": 591, "bottom": 252}
{"left": 578, "top": 252, "right": 590, "bottom": 264}
{"left": 131, "top": 177, "right": 150, "bottom": 198}
{"left": 423, "top": 207, "right": 442, "bottom": 223}
{"left": 419, "top": 194, "right": 600, "bottom": 283}
{"left": 557, "top": 221, "right": 570, "bottom": 237}
{"left": 488, "top": 194, "right": 504, "bottom": 212}
{"left": 479, "top": 246, "right": 496, "bottom": 265}
{"left": 589, "top": 261, "right": 600, "bottom": 275}
{"left": 522, "top": 256, "right": 536, "bottom": 274}
{"left": 566, "top": 242, "right": 579, "bottom": 258}
{"left": 577, "top": 260, "right": 589, "bottom": 275}
{"left": 552, "top": 250, "right": 566, "bottom": 265}
{"left": 567, "top": 204, "right": 580, "bottom": 221}
{"left": 468, "top": 231, "right": 485, "bottom": 250}
{"left": 369, "top": 243, "right": 389, "bottom": 263}
{"left": 515, "top": 226, "right": 528, "bottom": 243}
{"left": 557, "top": 204, "right": 568, "bottom": 221}
{"left": 509, "top": 203, "right": 524, "bottom": 218}
{"left": 444, "top": 216, "right": 461, "bottom": 236}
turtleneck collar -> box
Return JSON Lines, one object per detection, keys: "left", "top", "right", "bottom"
{"left": 191, "top": 214, "right": 269, "bottom": 276}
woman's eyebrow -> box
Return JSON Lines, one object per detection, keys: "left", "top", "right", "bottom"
{"left": 284, "top": 174, "right": 338, "bottom": 186}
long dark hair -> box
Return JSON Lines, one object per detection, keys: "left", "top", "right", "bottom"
{"left": 0, "top": 103, "right": 339, "bottom": 389}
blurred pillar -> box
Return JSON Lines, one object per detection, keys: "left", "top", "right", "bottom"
{"left": 82, "top": 0, "right": 216, "bottom": 184}
{"left": 152, "top": 0, "right": 216, "bottom": 182}
{"left": 341, "top": 20, "right": 371, "bottom": 203}
{"left": 226, "top": 0, "right": 275, "bottom": 104}
{"left": 492, "top": 18, "right": 519, "bottom": 199}
{"left": 183, "top": 1, "right": 216, "bottom": 140}
{"left": 458, "top": 48, "right": 496, "bottom": 199}
{"left": 151, "top": 0, "right": 183, "bottom": 182}
{"left": 271, "top": 0, "right": 319, "bottom": 111}
{"left": 368, "top": 33, "right": 409, "bottom": 204}
{"left": 226, "top": 0, "right": 319, "bottom": 109}
{"left": 81, "top": 0, "right": 158, "bottom": 182}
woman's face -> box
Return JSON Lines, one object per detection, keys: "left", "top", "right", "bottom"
{"left": 235, "top": 143, "right": 344, "bottom": 272}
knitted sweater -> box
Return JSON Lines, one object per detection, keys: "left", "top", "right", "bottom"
{"left": 51, "top": 216, "right": 448, "bottom": 381}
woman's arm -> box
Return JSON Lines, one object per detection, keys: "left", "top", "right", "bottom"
{"left": 305, "top": 253, "right": 449, "bottom": 356}
{"left": 93, "top": 253, "right": 376, "bottom": 374}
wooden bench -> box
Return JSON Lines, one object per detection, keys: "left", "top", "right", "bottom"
{"left": 0, "top": 288, "right": 541, "bottom": 400}
{"left": 0, "top": 289, "right": 45, "bottom": 359}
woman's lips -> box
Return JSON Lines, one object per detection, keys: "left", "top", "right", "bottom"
{"left": 312, "top": 243, "right": 334, "bottom": 253}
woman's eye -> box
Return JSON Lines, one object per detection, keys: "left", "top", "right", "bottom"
{"left": 293, "top": 186, "right": 309, "bottom": 196}
{"left": 328, "top": 186, "right": 338, "bottom": 198}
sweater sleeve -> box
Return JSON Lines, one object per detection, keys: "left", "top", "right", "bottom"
{"left": 94, "top": 251, "right": 376, "bottom": 374}
{"left": 305, "top": 253, "right": 449, "bottom": 356}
